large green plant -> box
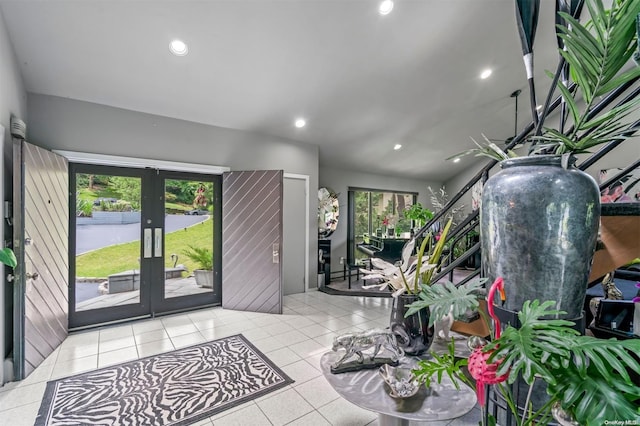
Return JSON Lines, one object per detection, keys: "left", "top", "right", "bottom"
{"left": 484, "top": 300, "right": 640, "bottom": 425}
{"left": 533, "top": 0, "right": 640, "bottom": 154}
{"left": 183, "top": 245, "right": 213, "bottom": 271}
{"left": 403, "top": 203, "right": 433, "bottom": 229}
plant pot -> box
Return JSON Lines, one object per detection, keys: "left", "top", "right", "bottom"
{"left": 480, "top": 155, "right": 599, "bottom": 319}
{"left": 390, "top": 294, "right": 434, "bottom": 356}
{"left": 194, "top": 269, "right": 214, "bottom": 288}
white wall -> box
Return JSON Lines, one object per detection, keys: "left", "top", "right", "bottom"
{"left": 0, "top": 7, "right": 27, "bottom": 385}
{"left": 27, "top": 93, "right": 319, "bottom": 309}
{"left": 319, "top": 166, "right": 441, "bottom": 273}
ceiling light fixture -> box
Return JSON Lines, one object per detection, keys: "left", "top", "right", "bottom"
{"left": 480, "top": 69, "right": 492, "bottom": 79}
{"left": 393, "top": 144, "right": 402, "bottom": 150}
{"left": 379, "top": 0, "right": 394, "bottom": 15}
{"left": 169, "top": 39, "right": 188, "bottom": 56}
{"left": 294, "top": 118, "right": 306, "bottom": 128}
{"left": 453, "top": 157, "right": 461, "bottom": 163}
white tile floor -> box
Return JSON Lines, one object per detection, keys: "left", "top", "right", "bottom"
{"left": 0, "top": 290, "right": 481, "bottom": 426}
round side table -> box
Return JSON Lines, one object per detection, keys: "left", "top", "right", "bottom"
{"left": 320, "top": 351, "right": 477, "bottom": 426}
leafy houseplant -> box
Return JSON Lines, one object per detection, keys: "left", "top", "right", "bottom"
{"left": 183, "top": 245, "right": 213, "bottom": 288}
{"left": 408, "top": 278, "right": 640, "bottom": 426}
{"left": 403, "top": 203, "right": 433, "bottom": 231}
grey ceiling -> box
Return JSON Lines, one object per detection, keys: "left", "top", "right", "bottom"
{"left": 0, "top": 0, "right": 562, "bottom": 181}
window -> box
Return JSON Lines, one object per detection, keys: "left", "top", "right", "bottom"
{"left": 347, "top": 188, "right": 417, "bottom": 263}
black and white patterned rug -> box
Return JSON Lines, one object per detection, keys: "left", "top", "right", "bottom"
{"left": 36, "top": 334, "right": 293, "bottom": 426}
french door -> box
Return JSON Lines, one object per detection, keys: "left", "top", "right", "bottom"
{"left": 69, "top": 164, "right": 221, "bottom": 328}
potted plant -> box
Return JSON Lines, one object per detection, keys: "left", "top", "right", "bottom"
{"left": 183, "top": 245, "right": 213, "bottom": 288}
{"left": 457, "top": 0, "right": 640, "bottom": 322}
{"left": 403, "top": 203, "right": 433, "bottom": 233}
{"left": 407, "top": 278, "right": 640, "bottom": 425}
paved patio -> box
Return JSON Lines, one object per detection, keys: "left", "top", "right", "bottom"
{"left": 76, "top": 276, "right": 212, "bottom": 311}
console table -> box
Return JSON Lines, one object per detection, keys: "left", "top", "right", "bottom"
{"left": 320, "top": 351, "right": 477, "bottom": 426}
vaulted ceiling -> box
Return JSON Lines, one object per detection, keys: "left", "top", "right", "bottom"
{"left": 0, "top": 0, "right": 562, "bottom": 181}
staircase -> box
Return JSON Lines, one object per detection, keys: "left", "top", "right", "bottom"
{"left": 418, "top": 80, "right": 640, "bottom": 293}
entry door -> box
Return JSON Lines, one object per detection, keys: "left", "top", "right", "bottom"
{"left": 222, "top": 170, "right": 283, "bottom": 313}
{"left": 69, "top": 164, "right": 221, "bottom": 328}
{"left": 13, "top": 141, "right": 69, "bottom": 380}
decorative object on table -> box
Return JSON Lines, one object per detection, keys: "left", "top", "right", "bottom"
{"left": 35, "top": 334, "right": 293, "bottom": 426}
{"left": 387, "top": 218, "right": 454, "bottom": 355}
{"left": 479, "top": 278, "right": 639, "bottom": 425}
{"left": 588, "top": 270, "right": 624, "bottom": 327}
{"left": 318, "top": 187, "right": 339, "bottom": 238}
{"left": 427, "top": 186, "right": 465, "bottom": 228}
{"left": 378, "top": 364, "right": 421, "bottom": 399}
{"left": 404, "top": 278, "right": 487, "bottom": 342}
{"left": 330, "top": 328, "right": 403, "bottom": 373}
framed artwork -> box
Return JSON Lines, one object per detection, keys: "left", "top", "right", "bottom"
{"left": 599, "top": 168, "right": 640, "bottom": 203}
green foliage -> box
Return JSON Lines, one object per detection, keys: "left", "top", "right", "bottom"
{"left": 484, "top": 299, "right": 640, "bottom": 425}
{"left": 419, "top": 217, "right": 453, "bottom": 287}
{"left": 183, "top": 245, "right": 213, "bottom": 270}
{"left": 405, "top": 279, "right": 485, "bottom": 327}
{"left": 403, "top": 203, "right": 433, "bottom": 228}
{"left": 108, "top": 176, "right": 141, "bottom": 210}
{"left": 0, "top": 248, "right": 17, "bottom": 268}
{"left": 76, "top": 198, "right": 93, "bottom": 217}
{"left": 412, "top": 339, "right": 472, "bottom": 390}
{"left": 533, "top": 0, "right": 640, "bottom": 154}
{"left": 96, "top": 200, "right": 133, "bottom": 212}
{"left": 76, "top": 218, "right": 213, "bottom": 277}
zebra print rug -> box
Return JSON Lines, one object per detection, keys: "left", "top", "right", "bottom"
{"left": 35, "top": 334, "right": 293, "bottom": 426}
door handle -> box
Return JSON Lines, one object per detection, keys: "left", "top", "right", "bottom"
{"left": 154, "top": 228, "right": 162, "bottom": 258}
{"left": 272, "top": 243, "right": 279, "bottom": 264}
{"left": 144, "top": 229, "right": 152, "bottom": 258}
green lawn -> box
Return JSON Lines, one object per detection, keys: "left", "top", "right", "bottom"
{"left": 77, "top": 186, "right": 120, "bottom": 203}
{"left": 76, "top": 218, "right": 214, "bottom": 277}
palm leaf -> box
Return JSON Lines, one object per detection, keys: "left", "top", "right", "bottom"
{"left": 0, "top": 248, "right": 17, "bottom": 268}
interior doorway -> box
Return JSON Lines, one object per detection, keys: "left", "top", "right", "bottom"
{"left": 69, "top": 164, "right": 222, "bottom": 329}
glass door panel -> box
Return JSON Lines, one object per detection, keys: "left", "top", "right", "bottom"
{"left": 70, "top": 165, "right": 221, "bottom": 329}
{"left": 75, "top": 173, "right": 142, "bottom": 311}
{"left": 163, "top": 179, "right": 214, "bottom": 300}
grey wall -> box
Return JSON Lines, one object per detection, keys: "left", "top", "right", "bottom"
{"left": 319, "top": 166, "right": 441, "bottom": 273}
{"left": 0, "top": 7, "right": 27, "bottom": 385}
{"left": 27, "top": 93, "right": 319, "bottom": 313}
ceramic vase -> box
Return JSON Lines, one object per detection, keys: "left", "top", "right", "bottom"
{"left": 390, "top": 294, "right": 434, "bottom": 355}
{"left": 480, "top": 155, "right": 600, "bottom": 319}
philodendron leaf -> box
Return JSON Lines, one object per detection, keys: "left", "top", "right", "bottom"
{"left": 405, "top": 279, "right": 485, "bottom": 327}
{"left": 0, "top": 248, "right": 17, "bottom": 268}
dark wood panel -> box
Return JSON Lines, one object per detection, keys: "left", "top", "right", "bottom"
{"left": 222, "top": 170, "right": 282, "bottom": 314}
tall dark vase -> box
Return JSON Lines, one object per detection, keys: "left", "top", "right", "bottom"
{"left": 480, "top": 155, "right": 600, "bottom": 319}
{"left": 390, "top": 294, "right": 434, "bottom": 356}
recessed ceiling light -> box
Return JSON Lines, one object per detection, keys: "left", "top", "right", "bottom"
{"left": 379, "top": 0, "right": 394, "bottom": 15}
{"left": 393, "top": 144, "right": 402, "bottom": 150}
{"left": 169, "top": 39, "right": 188, "bottom": 56}
{"left": 480, "top": 69, "right": 492, "bottom": 79}
{"left": 453, "top": 157, "right": 461, "bottom": 163}
{"left": 294, "top": 118, "right": 306, "bottom": 128}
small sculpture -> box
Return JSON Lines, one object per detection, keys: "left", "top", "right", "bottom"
{"left": 379, "top": 364, "right": 420, "bottom": 399}
{"left": 330, "top": 329, "right": 403, "bottom": 373}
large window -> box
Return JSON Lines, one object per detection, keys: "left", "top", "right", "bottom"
{"left": 348, "top": 188, "right": 417, "bottom": 263}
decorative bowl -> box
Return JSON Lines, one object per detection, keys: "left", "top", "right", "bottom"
{"left": 378, "top": 364, "right": 420, "bottom": 399}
